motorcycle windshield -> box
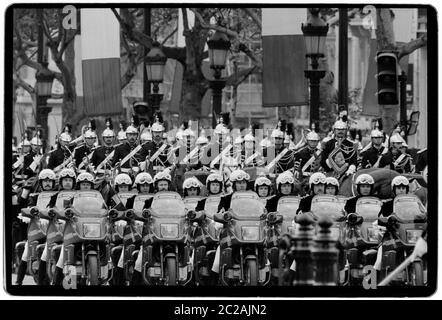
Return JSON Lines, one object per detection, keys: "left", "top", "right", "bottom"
{"left": 151, "top": 198, "right": 186, "bottom": 217}
{"left": 184, "top": 196, "right": 204, "bottom": 211}
{"left": 231, "top": 198, "right": 265, "bottom": 219}
{"left": 277, "top": 196, "right": 301, "bottom": 219}
{"left": 133, "top": 194, "right": 153, "bottom": 213}
{"left": 310, "top": 195, "right": 344, "bottom": 221}
{"left": 355, "top": 197, "right": 382, "bottom": 221}
{"left": 204, "top": 196, "right": 221, "bottom": 218}
{"left": 55, "top": 191, "right": 76, "bottom": 211}
{"left": 117, "top": 191, "right": 138, "bottom": 207}
{"left": 394, "top": 195, "right": 427, "bottom": 222}
{"left": 36, "top": 191, "right": 58, "bottom": 209}
{"left": 71, "top": 191, "right": 108, "bottom": 217}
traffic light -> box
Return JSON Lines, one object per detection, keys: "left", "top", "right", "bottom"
{"left": 376, "top": 51, "right": 399, "bottom": 105}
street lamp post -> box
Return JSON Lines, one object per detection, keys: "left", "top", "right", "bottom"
{"left": 35, "top": 61, "right": 54, "bottom": 151}
{"left": 145, "top": 41, "right": 167, "bottom": 114}
{"left": 302, "top": 9, "right": 329, "bottom": 129}
{"left": 207, "top": 23, "right": 231, "bottom": 129}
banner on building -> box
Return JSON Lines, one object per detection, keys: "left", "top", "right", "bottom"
{"left": 262, "top": 8, "right": 309, "bottom": 107}
{"left": 81, "top": 9, "right": 123, "bottom": 116}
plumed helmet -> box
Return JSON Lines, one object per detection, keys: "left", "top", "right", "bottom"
{"left": 102, "top": 128, "right": 115, "bottom": 138}
{"left": 234, "top": 136, "right": 244, "bottom": 144}
{"left": 38, "top": 169, "right": 56, "bottom": 181}
{"left": 151, "top": 122, "right": 165, "bottom": 132}
{"left": 196, "top": 135, "right": 209, "bottom": 145}
{"left": 31, "top": 136, "right": 43, "bottom": 146}
{"left": 271, "top": 128, "right": 284, "bottom": 139}
{"left": 391, "top": 175, "right": 409, "bottom": 188}
{"left": 183, "top": 177, "right": 201, "bottom": 189}
{"left": 84, "top": 130, "right": 97, "bottom": 139}
{"left": 125, "top": 125, "right": 138, "bottom": 135}
{"left": 334, "top": 120, "right": 347, "bottom": 130}
{"left": 244, "top": 133, "right": 254, "bottom": 142}
{"left": 134, "top": 172, "right": 153, "bottom": 185}
{"left": 140, "top": 131, "right": 152, "bottom": 142}
{"left": 214, "top": 124, "right": 229, "bottom": 135}
{"left": 309, "top": 172, "right": 327, "bottom": 186}
{"left": 114, "top": 173, "right": 132, "bottom": 186}
{"left": 276, "top": 173, "right": 295, "bottom": 188}
{"left": 229, "top": 169, "right": 250, "bottom": 182}
{"left": 206, "top": 173, "right": 223, "bottom": 188}
{"left": 117, "top": 130, "right": 127, "bottom": 141}
{"left": 370, "top": 129, "right": 384, "bottom": 138}
{"left": 325, "top": 176, "right": 340, "bottom": 187}
{"left": 59, "top": 168, "right": 76, "bottom": 180}
{"left": 183, "top": 127, "right": 196, "bottom": 138}
{"left": 154, "top": 171, "right": 172, "bottom": 183}
{"left": 355, "top": 173, "right": 375, "bottom": 185}
{"left": 76, "top": 172, "right": 94, "bottom": 184}
{"left": 59, "top": 132, "right": 72, "bottom": 143}
{"left": 306, "top": 131, "right": 320, "bottom": 141}
{"left": 255, "top": 176, "right": 272, "bottom": 188}
{"left": 390, "top": 134, "right": 403, "bottom": 144}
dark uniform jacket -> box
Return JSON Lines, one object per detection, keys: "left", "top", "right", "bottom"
{"left": 343, "top": 195, "right": 364, "bottom": 215}
{"left": 217, "top": 193, "right": 234, "bottom": 212}
{"left": 263, "top": 146, "right": 296, "bottom": 174}
{"left": 111, "top": 142, "right": 141, "bottom": 169}
{"left": 47, "top": 147, "right": 72, "bottom": 170}
{"left": 296, "top": 194, "right": 315, "bottom": 214}
{"left": 293, "top": 145, "right": 322, "bottom": 176}
{"left": 265, "top": 194, "right": 284, "bottom": 213}
{"left": 139, "top": 141, "right": 175, "bottom": 174}
{"left": 360, "top": 145, "right": 385, "bottom": 169}
{"left": 91, "top": 145, "right": 115, "bottom": 169}
{"left": 21, "top": 151, "right": 39, "bottom": 178}
{"left": 321, "top": 138, "right": 357, "bottom": 173}
{"left": 378, "top": 149, "right": 412, "bottom": 174}
{"left": 73, "top": 144, "right": 94, "bottom": 168}
{"left": 379, "top": 199, "right": 394, "bottom": 217}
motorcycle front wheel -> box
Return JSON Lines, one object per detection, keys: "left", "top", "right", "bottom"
{"left": 166, "top": 256, "right": 177, "bottom": 286}
{"left": 87, "top": 255, "right": 99, "bottom": 286}
{"left": 246, "top": 259, "right": 258, "bottom": 286}
{"left": 410, "top": 260, "right": 424, "bottom": 286}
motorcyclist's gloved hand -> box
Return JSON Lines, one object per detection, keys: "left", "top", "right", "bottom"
{"left": 345, "top": 165, "right": 356, "bottom": 176}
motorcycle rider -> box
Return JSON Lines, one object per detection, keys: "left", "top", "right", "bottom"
{"left": 360, "top": 129, "right": 385, "bottom": 169}
{"left": 194, "top": 173, "right": 224, "bottom": 211}
{"left": 325, "top": 177, "right": 340, "bottom": 196}
{"left": 378, "top": 175, "right": 410, "bottom": 218}
{"left": 343, "top": 174, "right": 376, "bottom": 215}
{"left": 217, "top": 169, "right": 251, "bottom": 212}
{"left": 266, "top": 172, "right": 297, "bottom": 213}
{"left": 296, "top": 172, "right": 327, "bottom": 214}
{"left": 183, "top": 176, "right": 202, "bottom": 198}
{"left": 39, "top": 168, "right": 76, "bottom": 286}
{"left": 255, "top": 175, "right": 272, "bottom": 199}
{"left": 320, "top": 120, "right": 358, "bottom": 178}
{"left": 15, "top": 169, "right": 57, "bottom": 285}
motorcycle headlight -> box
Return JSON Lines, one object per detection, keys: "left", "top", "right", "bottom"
{"left": 241, "top": 226, "right": 260, "bottom": 241}
{"left": 160, "top": 223, "right": 179, "bottom": 239}
{"left": 406, "top": 229, "right": 423, "bottom": 244}
{"left": 83, "top": 223, "right": 101, "bottom": 238}
{"left": 367, "top": 227, "right": 380, "bottom": 242}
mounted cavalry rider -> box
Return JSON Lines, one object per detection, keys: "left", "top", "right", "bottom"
{"left": 320, "top": 119, "right": 358, "bottom": 179}
{"left": 47, "top": 125, "right": 74, "bottom": 171}
{"left": 293, "top": 131, "right": 322, "bottom": 179}
{"left": 112, "top": 123, "right": 141, "bottom": 174}
{"left": 263, "top": 120, "right": 296, "bottom": 174}
{"left": 360, "top": 129, "right": 386, "bottom": 169}
{"left": 91, "top": 118, "right": 117, "bottom": 170}
{"left": 378, "top": 133, "right": 412, "bottom": 174}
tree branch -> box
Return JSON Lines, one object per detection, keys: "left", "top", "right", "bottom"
{"left": 397, "top": 34, "right": 427, "bottom": 60}
{"left": 181, "top": 8, "right": 190, "bottom": 32}
{"left": 242, "top": 8, "right": 261, "bottom": 30}
{"left": 238, "top": 42, "right": 262, "bottom": 70}
{"left": 161, "top": 26, "right": 178, "bottom": 46}
{"left": 225, "top": 66, "right": 257, "bottom": 87}
{"left": 191, "top": 8, "right": 239, "bottom": 39}
{"left": 14, "top": 71, "right": 35, "bottom": 95}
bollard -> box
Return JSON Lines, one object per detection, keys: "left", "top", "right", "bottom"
{"left": 293, "top": 213, "right": 315, "bottom": 286}
{"left": 312, "top": 217, "right": 339, "bottom": 286}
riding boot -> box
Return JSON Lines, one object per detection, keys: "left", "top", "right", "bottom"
{"left": 130, "top": 270, "right": 143, "bottom": 286}
{"left": 112, "top": 267, "right": 124, "bottom": 286}
{"left": 37, "top": 261, "right": 50, "bottom": 285}
{"left": 53, "top": 267, "right": 64, "bottom": 286}
{"left": 209, "top": 270, "right": 219, "bottom": 286}
{"left": 15, "top": 260, "right": 28, "bottom": 285}
{"left": 287, "top": 269, "right": 296, "bottom": 286}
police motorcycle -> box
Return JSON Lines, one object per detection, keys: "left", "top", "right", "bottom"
{"left": 378, "top": 194, "right": 427, "bottom": 286}
{"left": 17, "top": 190, "right": 56, "bottom": 284}
{"left": 308, "top": 194, "right": 346, "bottom": 241}
{"left": 140, "top": 191, "right": 198, "bottom": 286}
{"left": 342, "top": 197, "right": 382, "bottom": 286}
{"left": 214, "top": 191, "right": 271, "bottom": 286}
{"left": 61, "top": 189, "right": 113, "bottom": 286}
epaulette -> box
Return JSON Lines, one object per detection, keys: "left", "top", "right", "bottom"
{"left": 417, "top": 148, "right": 427, "bottom": 154}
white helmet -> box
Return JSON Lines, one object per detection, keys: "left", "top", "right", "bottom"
{"left": 206, "top": 173, "right": 223, "bottom": 188}
{"left": 183, "top": 177, "right": 201, "bottom": 189}
{"left": 114, "top": 173, "right": 132, "bottom": 186}
{"left": 140, "top": 131, "right": 152, "bottom": 143}
{"left": 244, "top": 133, "right": 254, "bottom": 142}
{"left": 306, "top": 131, "right": 320, "bottom": 141}
{"left": 76, "top": 172, "right": 94, "bottom": 184}
{"left": 271, "top": 128, "right": 284, "bottom": 139}
{"left": 117, "top": 130, "right": 127, "bottom": 141}
{"left": 309, "top": 172, "right": 327, "bottom": 186}
{"left": 390, "top": 134, "right": 403, "bottom": 144}
{"left": 196, "top": 135, "right": 209, "bottom": 145}
{"left": 391, "top": 175, "right": 409, "bottom": 188}
{"left": 102, "top": 128, "right": 115, "bottom": 138}
{"left": 154, "top": 171, "right": 172, "bottom": 183}
{"left": 276, "top": 173, "right": 295, "bottom": 188}
{"left": 31, "top": 136, "right": 43, "bottom": 146}
{"left": 260, "top": 138, "right": 272, "bottom": 148}
{"left": 38, "top": 169, "right": 56, "bottom": 181}
{"left": 183, "top": 128, "right": 196, "bottom": 138}
{"left": 355, "top": 174, "right": 375, "bottom": 185}
{"left": 84, "top": 130, "right": 97, "bottom": 139}
{"left": 134, "top": 172, "right": 153, "bottom": 185}
{"left": 255, "top": 176, "right": 272, "bottom": 188}
{"left": 21, "top": 140, "right": 31, "bottom": 147}
{"left": 370, "top": 129, "right": 383, "bottom": 138}
{"left": 59, "top": 168, "right": 76, "bottom": 180}
{"left": 151, "top": 122, "right": 165, "bottom": 132}
{"left": 334, "top": 120, "right": 347, "bottom": 130}
{"left": 325, "top": 177, "right": 340, "bottom": 187}
{"left": 234, "top": 136, "right": 244, "bottom": 145}
{"left": 214, "top": 124, "right": 229, "bottom": 136}
{"left": 229, "top": 169, "right": 250, "bottom": 182}
{"left": 59, "top": 132, "right": 72, "bottom": 143}
{"left": 125, "top": 126, "right": 138, "bottom": 135}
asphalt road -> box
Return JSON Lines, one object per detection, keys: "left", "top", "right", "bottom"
{"left": 11, "top": 273, "right": 35, "bottom": 285}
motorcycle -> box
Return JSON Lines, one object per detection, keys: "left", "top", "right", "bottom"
{"left": 269, "top": 196, "right": 301, "bottom": 286}
{"left": 184, "top": 196, "right": 205, "bottom": 211}
{"left": 141, "top": 191, "right": 195, "bottom": 286}
{"left": 42, "top": 190, "right": 76, "bottom": 284}
{"left": 17, "top": 191, "right": 56, "bottom": 284}
{"left": 61, "top": 190, "right": 113, "bottom": 286}
{"left": 378, "top": 194, "right": 427, "bottom": 286}
{"left": 214, "top": 191, "right": 271, "bottom": 286}
{"left": 342, "top": 196, "right": 382, "bottom": 286}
